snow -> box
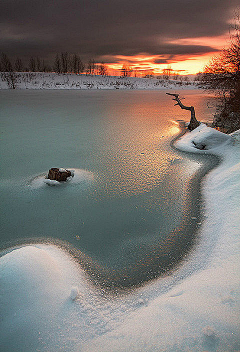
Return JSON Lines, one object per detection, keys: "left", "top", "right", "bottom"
{"left": 0, "top": 72, "right": 197, "bottom": 90}
{"left": 176, "top": 123, "right": 233, "bottom": 152}
{"left": 58, "top": 168, "right": 67, "bottom": 172}
{"left": 70, "top": 286, "right": 80, "bottom": 301}
{"left": 1, "top": 125, "right": 240, "bottom": 351}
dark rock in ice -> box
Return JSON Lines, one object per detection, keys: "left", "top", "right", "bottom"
{"left": 192, "top": 141, "right": 206, "bottom": 150}
{"left": 47, "top": 168, "right": 73, "bottom": 182}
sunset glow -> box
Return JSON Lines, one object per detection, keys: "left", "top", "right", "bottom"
{"left": 105, "top": 34, "right": 229, "bottom": 76}
{"left": 0, "top": 0, "right": 237, "bottom": 78}
{"left": 106, "top": 52, "right": 218, "bottom": 76}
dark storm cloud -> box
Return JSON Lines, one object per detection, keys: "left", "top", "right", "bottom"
{"left": 0, "top": 0, "right": 238, "bottom": 62}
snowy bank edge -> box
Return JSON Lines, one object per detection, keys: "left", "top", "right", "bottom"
{"left": 0, "top": 72, "right": 198, "bottom": 90}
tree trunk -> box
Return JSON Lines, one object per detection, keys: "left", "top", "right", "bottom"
{"left": 166, "top": 92, "right": 200, "bottom": 131}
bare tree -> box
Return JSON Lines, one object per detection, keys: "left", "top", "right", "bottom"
{"left": 61, "top": 52, "right": 69, "bottom": 73}
{"left": 162, "top": 65, "right": 172, "bottom": 80}
{"left": 86, "top": 59, "right": 96, "bottom": 75}
{"left": 29, "top": 57, "right": 36, "bottom": 72}
{"left": 1, "top": 53, "right": 13, "bottom": 72}
{"left": 54, "top": 54, "right": 61, "bottom": 73}
{"left": 36, "top": 57, "right": 41, "bottom": 72}
{"left": 98, "top": 62, "right": 108, "bottom": 76}
{"left": 72, "top": 54, "right": 78, "bottom": 74}
{"left": 72, "top": 54, "right": 85, "bottom": 74}
{"left": 133, "top": 68, "right": 139, "bottom": 77}
{"left": 1, "top": 53, "right": 18, "bottom": 89}
{"left": 15, "top": 57, "right": 23, "bottom": 72}
{"left": 78, "top": 58, "right": 85, "bottom": 74}
{"left": 166, "top": 92, "right": 200, "bottom": 131}
{"left": 121, "top": 64, "right": 132, "bottom": 77}
{"left": 199, "top": 14, "right": 240, "bottom": 132}
{"left": 144, "top": 69, "right": 154, "bottom": 78}
{"left": 41, "top": 59, "right": 51, "bottom": 72}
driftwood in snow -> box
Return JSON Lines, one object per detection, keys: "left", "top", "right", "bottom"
{"left": 166, "top": 92, "right": 200, "bottom": 131}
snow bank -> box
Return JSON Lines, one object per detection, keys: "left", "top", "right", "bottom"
{"left": 1, "top": 125, "right": 239, "bottom": 352}
{"left": 175, "top": 123, "right": 233, "bottom": 152}
{"left": 0, "top": 72, "right": 197, "bottom": 90}
{"left": 0, "top": 245, "right": 90, "bottom": 352}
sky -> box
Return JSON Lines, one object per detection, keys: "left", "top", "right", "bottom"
{"left": 0, "top": 0, "right": 239, "bottom": 75}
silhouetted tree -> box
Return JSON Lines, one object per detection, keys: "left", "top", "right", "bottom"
{"left": 15, "top": 57, "right": 23, "bottom": 72}
{"left": 98, "top": 62, "right": 108, "bottom": 76}
{"left": 54, "top": 54, "right": 61, "bottom": 73}
{"left": 72, "top": 54, "right": 84, "bottom": 74}
{"left": 86, "top": 59, "right": 96, "bottom": 75}
{"left": 199, "top": 14, "right": 240, "bottom": 132}
{"left": 36, "top": 57, "right": 41, "bottom": 72}
{"left": 61, "top": 52, "right": 69, "bottom": 73}
{"left": 144, "top": 69, "right": 154, "bottom": 78}
{"left": 162, "top": 65, "right": 172, "bottom": 80}
{"left": 78, "top": 57, "right": 85, "bottom": 74}
{"left": 121, "top": 64, "right": 132, "bottom": 77}
{"left": 41, "top": 59, "right": 51, "bottom": 72}
{"left": 133, "top": 68, "right": 139, "bottom": 77}
{"left": 1, "top": 53, "right": 17, "bottom": 88}
{"left": 1, "top": 53, "right": 13, "bottom": 72}
{"left": 29, "top": 57, "right": 36, "bottom": 72}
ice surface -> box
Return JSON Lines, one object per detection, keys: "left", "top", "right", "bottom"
{"left": 1, "top": 125, "right": 239, "bottom": 352}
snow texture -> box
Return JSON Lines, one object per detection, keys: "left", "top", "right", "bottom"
{"left": 0, "top": 125, "right": 239, "bottom": 352}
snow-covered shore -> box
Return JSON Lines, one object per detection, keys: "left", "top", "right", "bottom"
{"left": 1, "top": 125, "right": 239, "bottom": 351}
{"left": 0, "top": 72, "right": 197, "bottom": 90}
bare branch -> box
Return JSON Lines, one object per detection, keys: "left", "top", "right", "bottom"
{"left": 166, "top": 92, "right": 200, "bottom": 131}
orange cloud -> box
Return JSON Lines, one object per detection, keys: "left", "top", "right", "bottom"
{"left": 101, "top": 33, "right": 229, "bottom": 76}
{"left": 103, "top": 34, "right": 229, "bottom": 75}
{"left": 105, "top": 53, "right": 217, "bottom": 76}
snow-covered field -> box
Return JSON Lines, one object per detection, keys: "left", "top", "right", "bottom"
{"left": 1, "top": 124, "right": 239, "bottom": 351}
{"left": 0, "top": 72, "right": 197, "bottom": 90}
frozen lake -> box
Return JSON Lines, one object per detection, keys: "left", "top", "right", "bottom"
{"left": 0, "top": 89, "right": 216, "bottom": 288}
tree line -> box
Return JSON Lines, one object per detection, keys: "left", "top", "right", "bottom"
{"left": 0, "top": 52, "right": 187, "bottom": 79}
{"left": 0, "top": 52, "right": 109, "bottom": 76}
